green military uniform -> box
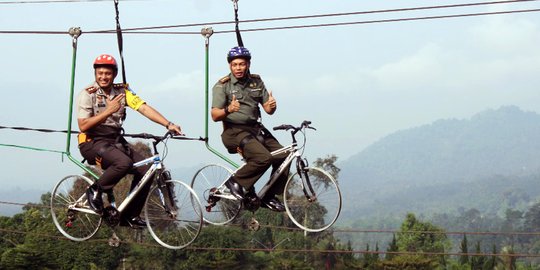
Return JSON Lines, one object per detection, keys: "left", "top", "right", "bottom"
{"left": 212, "top": 73, "right": 289, "bottom": 197}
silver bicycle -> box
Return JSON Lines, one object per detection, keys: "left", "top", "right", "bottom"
{"left": 191, "top": 121, "right": 342, "bottom": 232}
{"left": 50, "top": 132, "right": 203, "bottom": 249}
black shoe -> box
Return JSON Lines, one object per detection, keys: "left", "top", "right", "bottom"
{"left": 224, "top": 177, "right": 244, "bottom": 200}
{"left": 120, "top": 216, "right": 147, "bottom": 228}
{"left": 261, "top": 196, "right": 285, "bottom": 212}
{"left": 86, "top": 185, "right": 103, "bottom": 214}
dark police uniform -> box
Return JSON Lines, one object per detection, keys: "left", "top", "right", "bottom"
{"left": 212, "top": 73, "right": 289, "bottom": 198}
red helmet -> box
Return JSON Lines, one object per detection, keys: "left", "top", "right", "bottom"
{"left": 93, "top": 54, "right": 118, "bottom": 72}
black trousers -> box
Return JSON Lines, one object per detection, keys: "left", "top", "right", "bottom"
{"left": 221, "top": 125, "right": 290, "bottom": 198}
{"left": 79, "top": 138, "right": 151, "bottom": 218}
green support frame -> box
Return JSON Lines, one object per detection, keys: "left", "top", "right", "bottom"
{"left": 65, "top": 27, "right": 99, "bottom": 180}
{"left": 201, "top": 27, "right": 239, "bottom": 169}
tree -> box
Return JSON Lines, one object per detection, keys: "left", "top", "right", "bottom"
{"left": 342, "top": 240, "right": 359, "bottom": 268}
{"left": 459, "top": 234, "right": 469, "bottom": 266}
{"left": 313, "top": 154, "right": 340, "bottom": 180}
{"left": 523, "top": 202, "right": 540, "bottom": 234}
{"left": 483, "top": 244, "right": 499, "bottom": 270}
{"left": 499, "top": 246, "right": 517, "bottom": 270}
{"left": 386, "top": 233, "right": 398, "bottom": 261}
{"left": 362, "top": 243, "right": 374, "bottom": 268}
{"left": 470, "top": 241, "right": 485, "bottom": 270}
{"left": 396, "top": 213, "right": 449, "bottom": 266}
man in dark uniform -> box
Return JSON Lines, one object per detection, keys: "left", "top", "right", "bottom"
{"left": 211, "top": 46, "right": 288, "bottom": 212}
{"left": 77, "top": 54, "right": 182, "bottom": 227}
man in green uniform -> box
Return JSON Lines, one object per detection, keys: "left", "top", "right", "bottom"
{"left": 211, "top": 46, "right": 288, "bottom": 212}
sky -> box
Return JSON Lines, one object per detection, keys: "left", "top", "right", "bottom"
{"left": 0, "top": 0, "right": 539, "bottom": 194}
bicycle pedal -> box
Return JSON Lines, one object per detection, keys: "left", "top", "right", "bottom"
{"left": 205, "top": 202, "right": 216, "bottom": 212}
{"left": 65, "top": 220, "right": 73, "bottom": 228}
{"left": 243, "top": 195, "right": 261, "bottom": 212}
{"left": 103, "top": 206, "right": 120, "bottom": 227}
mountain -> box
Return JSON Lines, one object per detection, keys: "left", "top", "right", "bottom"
{"left": 338, "top": 106, "right": 540, "bottom": 222}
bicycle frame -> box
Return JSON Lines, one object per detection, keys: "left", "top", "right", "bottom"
{"left": 115, "top": 154, "right": 163, "bottom": 213}
{"left": 211, "top": 141, "right": 303, "bottom": 202}
{"left": 256, "top": 144, "right": 299, "bottom": 199}
{"left": 67, "top": 154, "right": 164, "bottom": 216}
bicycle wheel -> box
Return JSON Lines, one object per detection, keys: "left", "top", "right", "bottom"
{"left": 284, "top": 167, "right": 342, "bottom": 232}
{"left": 191, "top": 164, "right": 241, "bottom": 225}
{"left": 50, "top": 175, "right": 102, "bottom": 241}
{"left": 145, "top": 180, "right": 203, "bottom": 249}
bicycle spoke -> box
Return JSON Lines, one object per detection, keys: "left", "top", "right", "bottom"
{"left": 145, "top": 180, "right": 203, "bottom": 249}
{"left": 191, "top": 164, "right": 240, "bottom": 225}
{"left": 284, "top": 167, "right": 342, "bottom": 232}
{"left": 50, "top": 175, "right": 102, "bottom": 241}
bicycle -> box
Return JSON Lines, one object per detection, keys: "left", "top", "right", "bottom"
{"left": 50, "top": 132, "right": 204, "bottom": 249}
{"left": 191, "top": 121, "right": 342, "bottom": 232}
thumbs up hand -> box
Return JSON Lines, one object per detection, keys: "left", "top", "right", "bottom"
{"left": 228, "top": 94, "right": 240, "bottom": 113}
{"left": 264, "top": 90, "right": 276, "bottom": 110}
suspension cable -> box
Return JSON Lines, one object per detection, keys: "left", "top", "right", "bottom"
{"left": 231, "top": 0, "right": 244, "bottom": 47}
{"left": 113, "top": 0, "right": 127, "bottom": 85}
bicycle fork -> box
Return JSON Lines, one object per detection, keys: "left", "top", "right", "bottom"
{"left": 156, "top": 170, "right": 178, "bottom": 219}
{"left": 296, "top": 158, "right": 317, "bottom": 203}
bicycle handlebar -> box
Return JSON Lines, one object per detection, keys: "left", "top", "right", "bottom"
{"left": 125, "top": 132, "right": 205, "bottom": 142}
{"left": 273, "top": 120, "right": 316, "bottom": 132}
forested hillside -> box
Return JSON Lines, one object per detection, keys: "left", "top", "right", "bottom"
{"left": 338, "top": 106, "right": 540, "bottom": 221}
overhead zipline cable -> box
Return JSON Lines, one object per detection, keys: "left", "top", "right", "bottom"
{"left": 1, "top": 6, "right": 539, "bottom": 35}
{"left": 0, "top": 0, "right": 540, "bottom": 35}
{"left": 0, "top": 0, "right": 143, "bottom": 4}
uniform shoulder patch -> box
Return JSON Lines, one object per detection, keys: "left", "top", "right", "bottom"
{"left": 250, "top": 74, "right": 261, "bottom": 79}
{"left": 219, "top": 76, "right": 230, "bottom": 84}
{"left": 85, "top": 85, "right": 98, "bottom": 94}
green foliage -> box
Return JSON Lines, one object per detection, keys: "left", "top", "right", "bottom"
{"left": 470, "top": 241, "right": 486, "bottom": 269}
{"left": 313, "top": 155, "right": 340, "bottom": 180}
{"left": 396, "top": 213, "right": 449, "bottom": 266}
{"left": 377, "top": 254, "right": 437, "bottom": 270}
{"left": 459, "top": 234, "right": 469, "bottom": 265}
{"left": 397, "top": 213, "right": 449, "bottom": 253}
{"left": 385, "top": 234, "right": 398, "bottom": 261}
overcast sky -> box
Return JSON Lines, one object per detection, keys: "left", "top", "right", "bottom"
{"left": 1, "top": 0, "right": 539, "bottom": 193}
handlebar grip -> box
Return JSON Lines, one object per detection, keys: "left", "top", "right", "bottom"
{"left": 273, "top": 125, "right": 289, "bottom": 131}
{"left": 131, "top": 133, "right": 153, "bottom": 139}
